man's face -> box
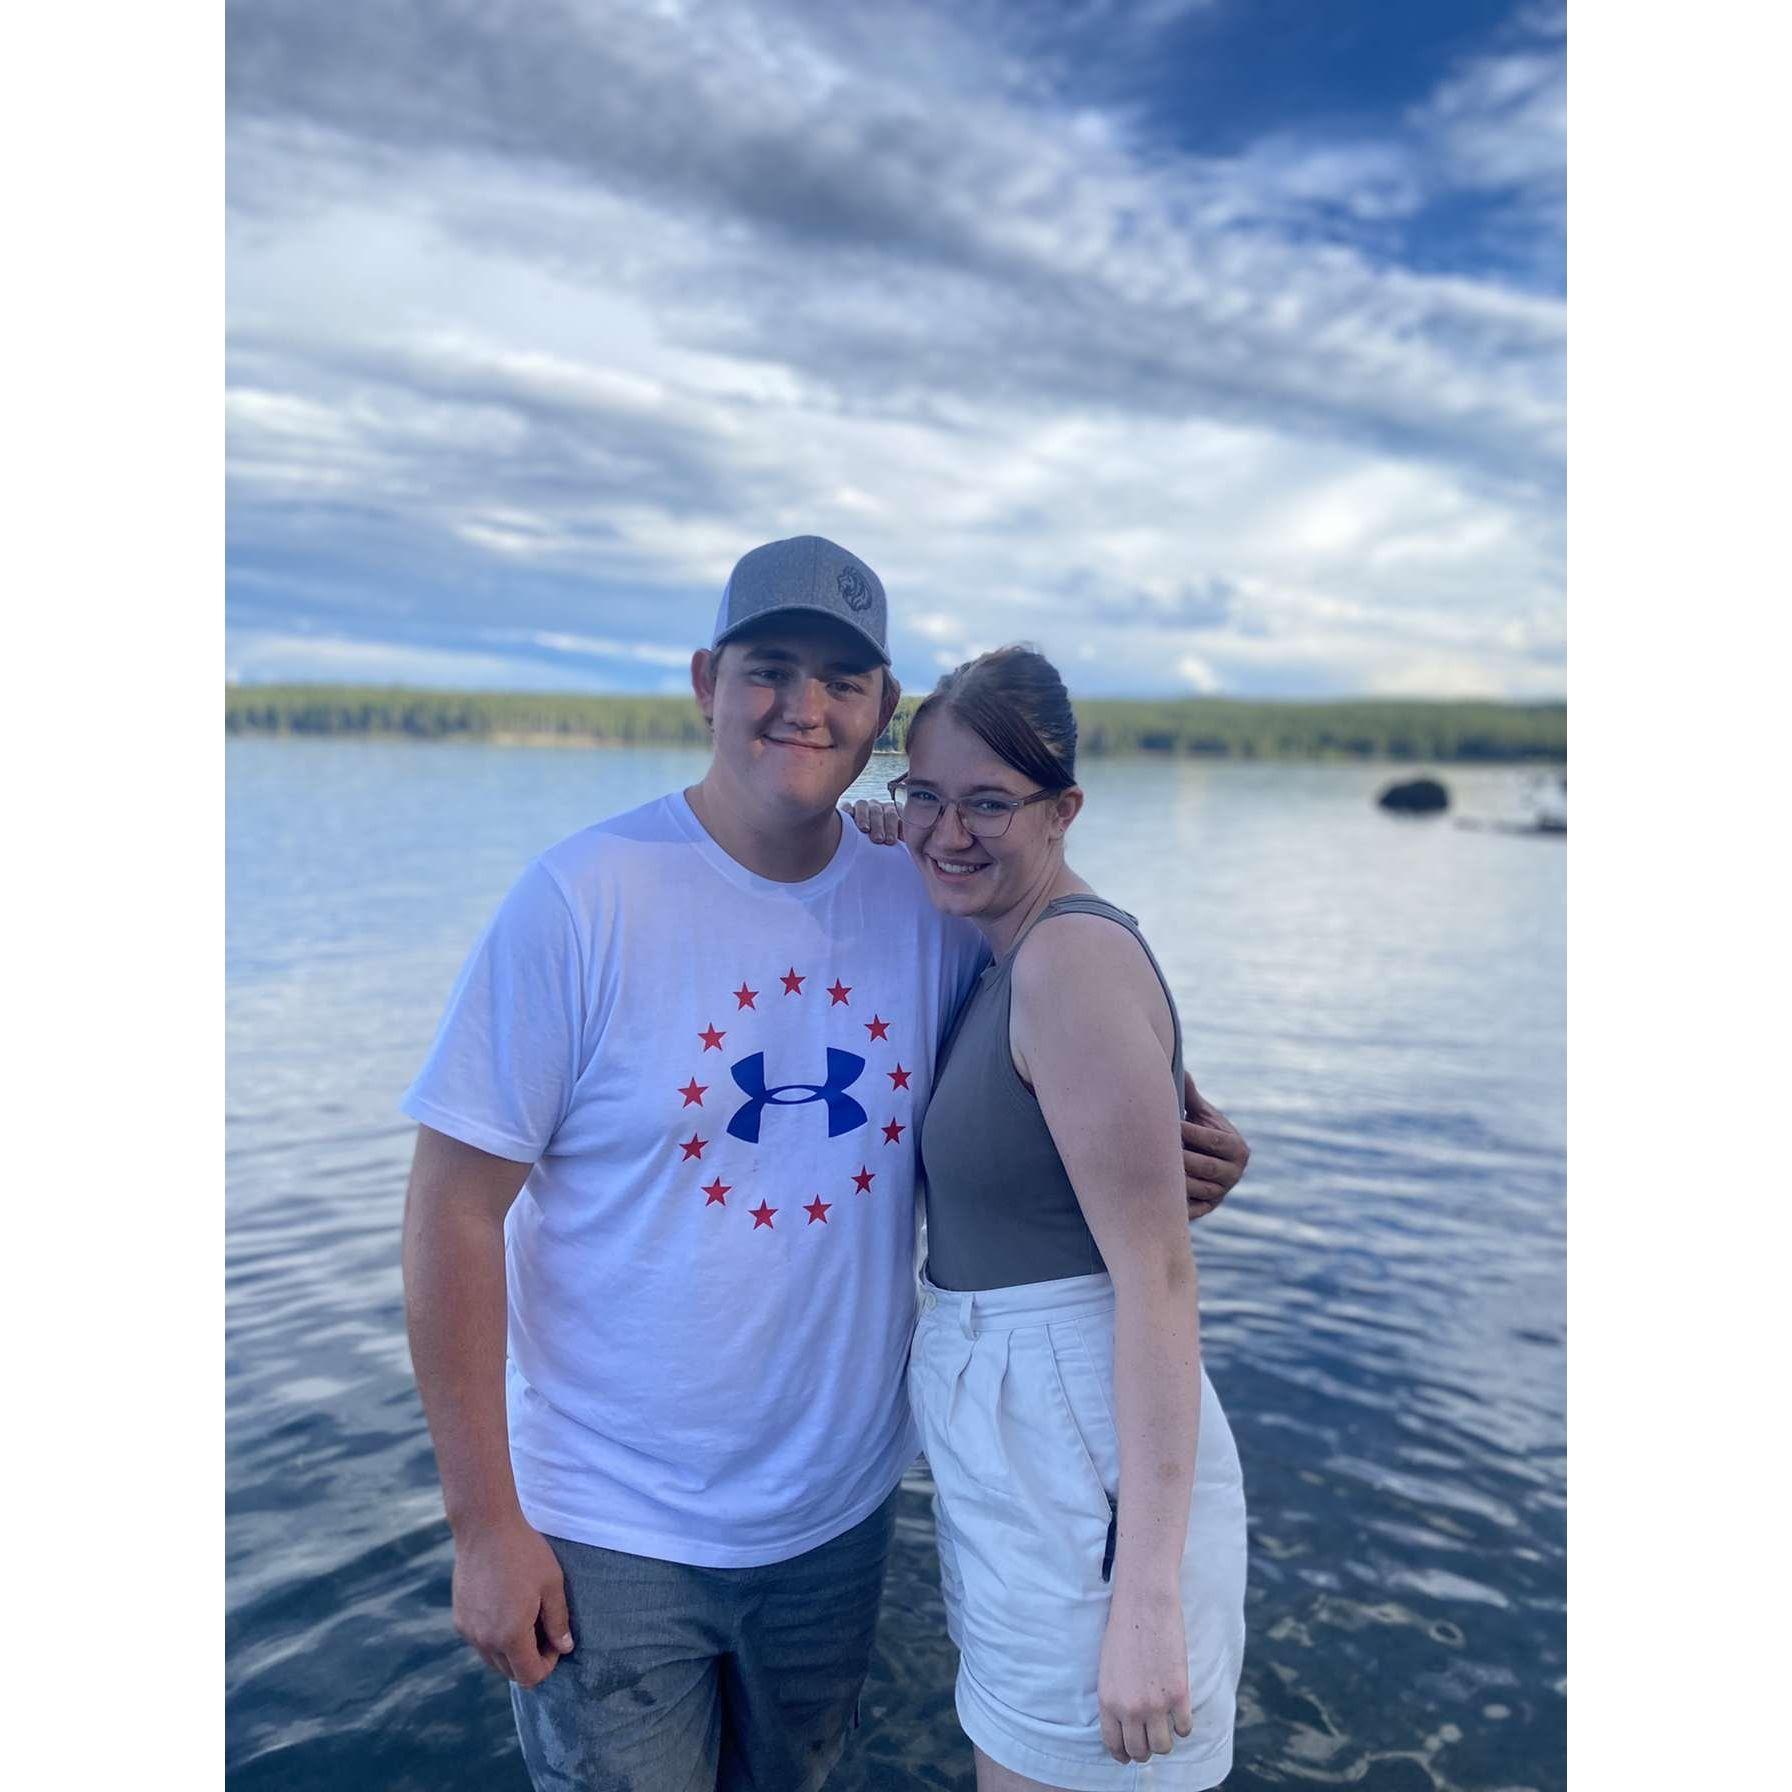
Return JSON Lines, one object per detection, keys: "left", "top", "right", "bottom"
{"left": 693, "top": 618, "right": 899, "bottom": 823}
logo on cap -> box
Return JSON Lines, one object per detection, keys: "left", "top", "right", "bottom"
{"left": 837, "top": 566, "right": 872, "bottom": 613}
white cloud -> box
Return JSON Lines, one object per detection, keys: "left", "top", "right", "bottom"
{"left": 226, "top": 630, "right": 531, "bottom": 687}
{"left": 1359, "top": 652, "right": 1549, "bottom": 701}
{"left": 225, "top": 0, "right": 1564, "bottom": 700}
{"left": 1176, "top": 653, "right": 1220, "bottom": 694}
{"left": 910, "top": 613, "right": 967, "bottom": 643}
{"left": 514, "top": 631, "right": 693, "bottom": 669}
{"left": 1417, "top": 48, "right": 1567, "bottom": 198}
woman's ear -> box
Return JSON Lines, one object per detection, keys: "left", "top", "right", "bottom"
{"left": 1051, "top": 786, "right": 1085, "bottom": 837}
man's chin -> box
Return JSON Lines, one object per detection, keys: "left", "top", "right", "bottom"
{"left": 760, "top": 770, "right": 857, "bottom": 824}
{"left": 733, "top": 738, "right": 875, "bottom": 822}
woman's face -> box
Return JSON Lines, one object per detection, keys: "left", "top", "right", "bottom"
{"left": 902, "top": 708, "right": 1078, "bottom": 923}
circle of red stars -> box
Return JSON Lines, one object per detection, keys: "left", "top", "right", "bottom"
{"left": 678, "top": 969, "right": 909, "bottom": 1231}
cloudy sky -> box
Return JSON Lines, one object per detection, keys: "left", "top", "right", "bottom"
{"left": 226, "top": 0, "right": 1565, "bottom": 700}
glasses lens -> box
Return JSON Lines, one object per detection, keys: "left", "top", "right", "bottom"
{"left": 901, "top": 791, "right": 942, "bottom": 825}
{"left": 960, "top": 806, "right": 1009, "bottom": 838}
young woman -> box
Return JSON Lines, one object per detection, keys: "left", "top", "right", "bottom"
{"left": 891, "top": 647, "right": 1247, "bottom": 1791}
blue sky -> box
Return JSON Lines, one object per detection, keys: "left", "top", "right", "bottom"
{"left": 226, "top": 0, "right": 1565, "bottom": 699}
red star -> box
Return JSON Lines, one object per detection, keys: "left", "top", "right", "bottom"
{"left": 882, "top": 1118, "right": 905, "bottom": 1145}
{"left": 699, "top": 1022, "right": 725, "bottom": 1052}
{"left": 827, "top": 979, "right": 852, "bottom": 1005}
{"left": 865, "top": 1014, "right": 891, "bottom": 1042}
{"left": 679, "top": 1133, "right": 708, "bottom": 1161}
{"left": 678, "top": 1078, "right": 708, "bottom": 1107}
{"left": 749, "top": 1200, "right": 777, "bottom": 1229}
{"left": 887, "top": 1064, "right": 911, "bottom": 1090}
{"left": 734, "top": 983, "right": 758, "bottom": 1010}
{"left": 780, "top": 967, "right": 806, "bottom": 995}
{"left": 804, "top": 1196, "right": 832, "bottom": 1224}
{"left": 851, "top": 1166, "right": 874, "bottom": 1194}
{"left": 701, "top": 1177, "right": 731, "bottom": 1206}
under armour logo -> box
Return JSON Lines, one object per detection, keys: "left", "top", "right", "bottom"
{"left": 727, "top": 1049, "right": 868, "bottom": 1142}
{"left": 837, "top": 566, "right": 872, "bottom": 613}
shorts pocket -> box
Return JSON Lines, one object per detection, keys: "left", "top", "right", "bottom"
{"left": 1041, "top": 1319, "right": 1118, "bottom": 1522}
{"left": 907, "top": 1312, "right": 968, "bottom": 1452}
{"left": 921, "top": 1332, "right": 1113, "bottom": 1732}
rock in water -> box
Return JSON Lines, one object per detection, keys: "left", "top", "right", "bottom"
{"left": 1378, "top": 776, "right": 1450, "bottom": 815}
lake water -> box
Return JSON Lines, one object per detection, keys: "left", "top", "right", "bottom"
{"left": 225, "top": 739, "right": 1565, "bottom": 1791}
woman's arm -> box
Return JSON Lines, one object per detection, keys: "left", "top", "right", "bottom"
{"left": 1010, "top": 913, "right": 1202, "bottom": 1767}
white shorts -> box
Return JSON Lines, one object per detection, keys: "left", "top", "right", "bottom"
{"left": 910, "top": 1267, "right": 1247, "bottom": 1790}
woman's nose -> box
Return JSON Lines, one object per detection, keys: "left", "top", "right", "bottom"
{"left": 933, "top": 801, "right": 975, "bottom": 848}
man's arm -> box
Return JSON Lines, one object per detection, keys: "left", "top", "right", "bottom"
{"left": 402, "top": 1124, "right": 573, "bottom": 1688}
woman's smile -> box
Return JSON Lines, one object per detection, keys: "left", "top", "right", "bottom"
{"left": 924, "top": 853, "right": 993, "bottom": 882}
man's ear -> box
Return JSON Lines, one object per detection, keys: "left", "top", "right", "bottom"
{"left": 877, "top": 670, "right": 903, "bottom": 735}
{"left": 691, "top": 648, "right": 718, "bottom": 728}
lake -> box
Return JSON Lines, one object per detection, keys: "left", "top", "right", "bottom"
{"left": 225, "top": 739, "right": 1565, "bottom": 1790}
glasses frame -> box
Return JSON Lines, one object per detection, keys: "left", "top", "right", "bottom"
{"left": 886, "top": 775, "right": 1061, "bottom": 839}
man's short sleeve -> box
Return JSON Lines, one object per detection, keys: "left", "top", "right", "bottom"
{"left": 399, "top": 860, "right": 586, "bottom": 1163}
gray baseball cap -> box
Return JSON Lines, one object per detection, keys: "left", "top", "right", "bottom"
{"left": 710, "top": 535, "right": 890, "bottom": 665}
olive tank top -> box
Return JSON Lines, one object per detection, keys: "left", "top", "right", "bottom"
{"left": 918, "top": 894, "right": 1186, "bottom": 1292}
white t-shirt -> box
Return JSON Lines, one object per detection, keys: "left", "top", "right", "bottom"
{"left": 401, "top": 791, "right": 988, "bottom": 1567}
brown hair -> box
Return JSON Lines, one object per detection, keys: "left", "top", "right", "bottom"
{"left": 906, "top": 645, "right": 1077, "bottom": 789}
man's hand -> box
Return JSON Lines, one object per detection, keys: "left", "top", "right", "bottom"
{"left": 1181, "top": 1072, "right": 1249, "bottom": 1222}
{"left": 451, "top": 1514, "right": 575, "bottom": 1689}
{"left": 842, "top": 798, "right": 904, "bottom": 845}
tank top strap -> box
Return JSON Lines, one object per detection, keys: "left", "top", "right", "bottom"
{"left": 1006, "top": 895, "right": 1184, "bottom": 1090}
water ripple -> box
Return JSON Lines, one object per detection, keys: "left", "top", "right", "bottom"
{"left": 227, "top": 745, "right": 1564, "bottom": 1790}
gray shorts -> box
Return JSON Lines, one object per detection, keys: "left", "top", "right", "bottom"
{"left": 510, "top": 1488, "right": 899, "bottom": 1792}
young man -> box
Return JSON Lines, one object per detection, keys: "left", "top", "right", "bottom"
{"left": 399, "top": 536, "right": 1251, "bottom": 1792}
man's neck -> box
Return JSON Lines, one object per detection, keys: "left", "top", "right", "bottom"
{"left": 685, "top": 776, "right": 845, "bottom": 883}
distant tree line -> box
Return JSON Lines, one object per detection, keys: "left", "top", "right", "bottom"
{"left": 225, "top": 685, "right": 715, "bottom": 746}
{"left": 1011, "top": 697, "right": 1566, "bottom": 763}
{"left": 227, "top": 684, "right": 1566, "bottom": 763}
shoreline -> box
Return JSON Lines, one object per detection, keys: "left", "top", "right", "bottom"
{"left": 226, "top": 686, "right": 1566, "bottom": 765}
{"left": 229, "top": 730, "right": 1566, "bottom": 766}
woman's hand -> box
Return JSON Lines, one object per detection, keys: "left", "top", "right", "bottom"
{"left": 1097, "top": 1585, "right": 1194, "bottom": 1763}
{"left": 842, "top": 798, "right": 904, "bottom": 845}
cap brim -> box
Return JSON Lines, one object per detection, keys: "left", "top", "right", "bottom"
{"left": 712, "top": 603, "right": 891, "bottom": 666}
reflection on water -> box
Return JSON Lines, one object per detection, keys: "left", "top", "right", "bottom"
{"left": 227, "top": 741, "right": 1564, "bottom": 1790}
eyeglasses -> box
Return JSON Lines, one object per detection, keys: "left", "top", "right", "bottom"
{"left": 886, "top": 776, "right": 1060, "bottom": 839}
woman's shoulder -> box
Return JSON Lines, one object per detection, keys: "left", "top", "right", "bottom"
{"left": 1011, "top": 904, "right": 1161, "bottom": 1005}
{"left": 1010, "top": 905, "right": 1177, "bottom": 1085}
